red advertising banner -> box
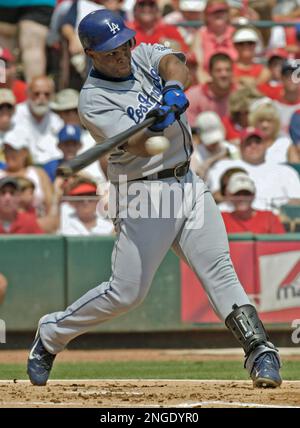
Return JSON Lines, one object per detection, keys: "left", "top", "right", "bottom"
{"left": 181, "top": 238, "right": 300, "bottom": 324}
{"left": 255, "top": 241, "right": 300, "bottom": 323}
{"left": 181, "top": 241, "right": 256, "bottom": 324}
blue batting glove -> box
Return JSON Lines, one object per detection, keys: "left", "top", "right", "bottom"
{"left": 146, "top": 105, "right": 176, "bottom": 132}
{"left": 162, "top": 81, "right": 189, "bottom": 116}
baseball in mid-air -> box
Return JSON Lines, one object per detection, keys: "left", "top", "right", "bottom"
{"left": 145, "top": 136, "right": 170, "bottom": 155}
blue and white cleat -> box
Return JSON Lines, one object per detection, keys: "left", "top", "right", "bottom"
{"left": 27, "top": 317, "right": 56, "bottom": 386}
{"left": 251, "top": 352, "right": 282, "bottom": 388}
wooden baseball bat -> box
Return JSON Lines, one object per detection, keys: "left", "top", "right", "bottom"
{"left": 56, "top": 116, "right": 157, "bottom": 177}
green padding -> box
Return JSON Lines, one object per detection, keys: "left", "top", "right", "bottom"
{"left": 228, "top": 233, "right": 254, "bottom": 241}
{"left": 254, "top": 233, "right": 300, "bottom": 241}
{"left": 66, "top": 237, "right": 182, "bottom": 332}
{"left": 0, "top": 236, "right": 65, "bottom": 330}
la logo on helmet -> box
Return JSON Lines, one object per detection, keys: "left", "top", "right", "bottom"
{"left": 107, "top": 21, "right": 120, "bottom": 34}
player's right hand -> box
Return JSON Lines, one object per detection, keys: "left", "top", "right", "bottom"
{"left": 147, "top": 105, "right": 176, "bottom": 133}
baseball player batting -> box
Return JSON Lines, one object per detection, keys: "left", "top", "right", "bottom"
{"left": 27, "top": 10, "right": 282, "bottom": 388}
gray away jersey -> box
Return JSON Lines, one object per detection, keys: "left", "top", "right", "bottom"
{"left": 78, "top": 43, "right": 193, "bottom": 183}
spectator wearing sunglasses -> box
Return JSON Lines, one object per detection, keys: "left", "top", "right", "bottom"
{"left": 12, "top": 75, "right": 63, "bottom": 164}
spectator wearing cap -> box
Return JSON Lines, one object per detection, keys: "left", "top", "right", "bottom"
{"left": 163, "top": 0, "right": 205, "bottom": 47}
{"left": 257, "top": 49, "right": 287, "bottom": 101}
{"left": 13, "top": 76, "right": 63, "bottom": 164}
{"left": 186, "top": 53, "right": 235, "bottom": 126}
{"left": 232, "top": 27, "right": 269, "bottom": 87}
{"left": 272, "top": 59, "right": 300, "bottom": 135}
{"left": 0, "top": 126, "right": 53, "bottom": 217}
{"left": 215, "top": 165, "right": 247, "bottom": 208}
{"left": 0, "top": 46, "right": 27, "bottom": 104}
{"left": 221, "top": 172, "right": 285, "bottom": 234}
{"left": 50, "top": 88, "right": 80, "bottom": 125}
{"left": 43, "top": 124, "right": 82, "bottom": 182}
{"left": 222, "top": 84, "right": 262, "bottom": 145}
{"left": 17, "top": 175, "right": 62, "bottom": 234}
{"left": 191, "top": 111, "right": 239, "bottom": 179}
{"left": 50, "top": 88, "right": 107, "bottom": 182}
{"left": 127, "top": 0, "right": 189, "bottom": 53}
{"left": 0, "top": 177, "right": 43, "bottom": 234}
{"left": 42, "top": 124, "right": 106, "bottom": 184}
{"left": 207, "top": 127, "right": 300, "bottom": 211}
{"left": 0, "top": 89, "right": 16, "bottom": 154}
{"left": 288, "top": 109, "right": 300, "bottom": 163}
{"left": 59, "top": 176, "right": 114, "bottom": 236}
{"left": 249, "top": 100, "right": 292, "bottom": 164}
{"left": 192, "top": 0, "right": 238, "bottom": 83}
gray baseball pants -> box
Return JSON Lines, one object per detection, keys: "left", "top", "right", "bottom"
{"left": 40, "top": 171, "right": 253, "bottom": 356}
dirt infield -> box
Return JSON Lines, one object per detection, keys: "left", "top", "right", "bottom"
{"left": 0, "top": 379, "right": 299, "bottom": 408}
{"left": 0, "top": 349, "right": 299, "bottom": 408}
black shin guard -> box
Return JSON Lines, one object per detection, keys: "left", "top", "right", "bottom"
{"left": 225, "top": 304, "right": 269, "bottom": 357}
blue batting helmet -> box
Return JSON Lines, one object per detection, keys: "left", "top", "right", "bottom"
{"left": 78, "top": 10, "right": 136, "bottom": 52}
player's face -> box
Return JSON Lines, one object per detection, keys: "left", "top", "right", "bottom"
{"left": 88, "top": 42, "right": 132, "bottom": 78}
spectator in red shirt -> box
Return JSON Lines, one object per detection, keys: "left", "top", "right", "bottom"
{"left": 192, "top": 0, "right": 238, "bottom": 83}
{"left": 127, "top": 0, "right": 189, "bottom": 53}
{"left": 186, "top": 52, "right": 234, "bottom": 126}
{"left": 0, "top": 176, "right": 43, "bottom": 234}
{"left": 0, "top": 47, "right": 27, "bottom": 104}
{"left": 232, "top": 27, "right": 269, "bottom": 88}
{"left": 221, "top": 172, "right": 285, "bottom": 234}
{"left": 257, "top": 49, "right": 287, "bottom": 101}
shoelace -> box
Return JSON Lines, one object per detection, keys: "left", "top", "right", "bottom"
{"left": 256, "top": 352, "right": 279, "bottom": 370}
{"left": 34, "top": 342, "right": 55, "bottom": 369}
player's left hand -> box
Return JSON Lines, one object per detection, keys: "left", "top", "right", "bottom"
{"left": 162, "top": 83, "right": 189, "bottom": 117}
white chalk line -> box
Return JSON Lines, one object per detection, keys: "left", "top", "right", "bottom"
{"left": 0, "top": 400, "right": 299, "bottom": 408}
{"left": 176, "top": 400, "right": 300, "bottom": 409}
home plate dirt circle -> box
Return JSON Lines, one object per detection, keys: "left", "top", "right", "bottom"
{"left": 0, "top": 380, "right": 299, "bottom": 408}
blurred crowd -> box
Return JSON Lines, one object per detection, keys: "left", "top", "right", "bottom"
{"left": 0, "top": 0, "right": 300, "bottom": 240}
